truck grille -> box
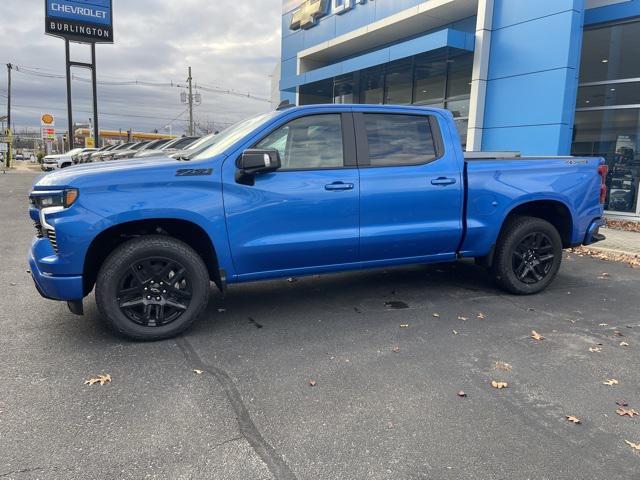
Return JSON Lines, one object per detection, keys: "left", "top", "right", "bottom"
{"left": 45, "top": 228, "right": 58, "bottom": 253}
{"left": 33, "top": 221, "right": 44, "bottom": 238}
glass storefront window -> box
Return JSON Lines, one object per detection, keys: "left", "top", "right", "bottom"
{"left": 384, "top": 59, "right": 413, "bottom": 104}
{"left": 577, "top": 82, "right": 640, "bottom": 109}
{"left": 446, "top": 53, "right": 473, "bottom": 98}
{"left": 413, "top": 52, "right": 446, "bottom": 104}
{"left": 296, "top": 48, "right": 473, "bottom": 146}
{"left": 580, "top": 21, "right": 640, "bottom": 83}
{"left": 360, "top": 66, "right": 385, "bottom": 104}
{"left": 572, "top": 109, "right": 640, "bottom": 213}
{"left": 334, "top": 73, "right": 357, "bottom": 104}
{"left": 573, "top": 20, "right": 640, "bottom": 215}
{"left": 299, "top": 78, "right": 333, "bottom": 105}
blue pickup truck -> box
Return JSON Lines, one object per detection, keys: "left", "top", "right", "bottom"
{"left": 28, "top": 104, "right": 608, "bottom": 340}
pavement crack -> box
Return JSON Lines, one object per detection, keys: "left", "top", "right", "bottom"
{"left": 0, "top": 467, "right": 44, "bottom": 478}
{"left": 176, "top": 337, "right": 297, "bottom": 480}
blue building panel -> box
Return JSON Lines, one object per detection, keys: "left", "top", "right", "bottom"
{"left": 482, "top": 124, "right": 570, "bottom": 156}
{"left": 492, "top": 0, "right": 581, "bottom": 30}
{"left": 483, "top": 69, "right": 575, "bottom": 129}
{"left": 488, "top": 10, "right": 582, "bottom": 80}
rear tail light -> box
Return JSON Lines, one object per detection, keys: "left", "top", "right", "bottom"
{"left": 598, "top": 164, "right": 608, "bottom": 204}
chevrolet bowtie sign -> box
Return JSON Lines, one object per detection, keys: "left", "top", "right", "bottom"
{"left": 290, "top": 0, "right": 329, "bottom": 30}
{"left": 290, "top": 0, "right": 372, "bottom": 31}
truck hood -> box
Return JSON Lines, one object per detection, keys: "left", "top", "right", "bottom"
{"left": 33, "top": 156, "right": 193, "bottom": 189}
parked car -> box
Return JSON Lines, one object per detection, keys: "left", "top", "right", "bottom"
{"left": 137, "top": 139, "right": 172, "bottom": 154}
{"left": 170, "top": 132, "right": 220, "bottom": 160}
{"left": 134, "top": 136, "right": 200, "bottom": 158}
{"left": 41, "top": 148, "right": 94, "bottom": 171}
{"left": 28, "top": 104, "right": 608, "bottom": 341}
{"left": 72, "top": 148, "right": 97, "bottom": 164}
{"left": 111, "top": 141, "right": 151, "bottom": 160}
{"left": 14, "top": 153, "right": 25, "bottom": 161}
{"left": 95, "top": 142, "right": 136, "bottom": 162}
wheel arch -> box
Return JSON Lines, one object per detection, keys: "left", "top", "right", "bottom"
{"left": 500, "top": 199, "right": 574, "bottom": 248}
{"left": 83, "top": 218, "right": 222, "bottom": 296}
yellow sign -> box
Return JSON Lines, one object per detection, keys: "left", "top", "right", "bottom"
{"left": 85, "top": 137, "right": 95, "bottom": 148}
{"left": 290, "top": 0, "right": 328, "bottom": 30}
{"left": 41, "top": 113, "right": 55, "bottom": 126}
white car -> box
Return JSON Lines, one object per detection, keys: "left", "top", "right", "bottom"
{"left": 41, "top": 148, "right": 92, "bottom": 171}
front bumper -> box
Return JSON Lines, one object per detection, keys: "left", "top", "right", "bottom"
{"left": 41, "top": 164, "right": 56, "bottom": 171}
{"left": 29, "top": 238, "right": 83, "bottom": 301}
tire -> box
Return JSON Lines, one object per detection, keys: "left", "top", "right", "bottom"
{"left": 95, "top": 235, "right": 210, "bottom": 340}
{"left": 492, "top": 216, "right": 563, "bottom": 295}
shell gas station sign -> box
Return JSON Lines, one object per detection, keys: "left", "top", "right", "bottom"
{"left": 41, "top": 113, "right": 56, "bottom": 140}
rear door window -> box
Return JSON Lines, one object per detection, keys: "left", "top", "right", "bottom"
{"left": 363, "top": 114, "right": 437, "bottom": 166}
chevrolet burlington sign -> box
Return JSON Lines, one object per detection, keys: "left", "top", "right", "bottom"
{"left": 45, "top": 0, "right": 113, "bottom": 43}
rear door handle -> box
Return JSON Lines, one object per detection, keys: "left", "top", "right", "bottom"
{"left": 431, "top": 177, "right": 456, "bottom": 186}
{"left": 325, "top": 182, "right": 354, "bottom": 191}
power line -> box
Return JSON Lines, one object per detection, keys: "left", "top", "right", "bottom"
{"left": 13, "top": 64, "right": 270, "bottom": 102}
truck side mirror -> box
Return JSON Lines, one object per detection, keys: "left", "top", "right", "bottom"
{"left": 236, "top": 149, "right": 281, "bottom": 185}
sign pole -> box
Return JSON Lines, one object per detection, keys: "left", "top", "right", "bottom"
{"left": 91, "top": 42, "right": 99, "bottom": 147}
{"left": 6, "top": 63, "right": 12, "bottom": 168}
{"left": 65, "top": 39, "right": 74, "bottom": 151}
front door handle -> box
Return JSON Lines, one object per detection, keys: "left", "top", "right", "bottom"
{"left": 325, "top": 182, "right": 354, "bottom": 191}
{"left": 431, "top": 177, "right": 457, "bottom": 186}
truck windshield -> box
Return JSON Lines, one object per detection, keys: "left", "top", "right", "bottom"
{"left": 191, "top": 111, "right": 279, "bottom": 160}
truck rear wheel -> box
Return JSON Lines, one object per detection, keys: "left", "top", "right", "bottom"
{"left": 95, "top": 235, "right": 210, "bottom": 340}
{"left": 492, "top": 216, "right": 562, "bottom": 295}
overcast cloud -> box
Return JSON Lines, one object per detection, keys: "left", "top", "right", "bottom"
{"left": 0, "top": 0, "right": 282, "bottom": 135}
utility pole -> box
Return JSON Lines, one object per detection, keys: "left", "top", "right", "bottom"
{"left": 5, "top": 63, "right": 12, "bottom": 168}
{"left": 187, "top": 66, "right": 194, "bottom": 136}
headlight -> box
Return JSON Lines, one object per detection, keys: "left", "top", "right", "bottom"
{"left": 29, "top": 188, "right": 79, "bottom": 209}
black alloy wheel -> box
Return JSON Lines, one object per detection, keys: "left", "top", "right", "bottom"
{"left": 492, "top": 216, "right": 563, "bottom": 295}
{"left": 96, "top": 235, "right": 210, "bottom": 340}
{"left": 511, "top": 232, "right": 555, "bottom": 284}
{"left": 117, "top": 257, "right": 192, "bottom": 327}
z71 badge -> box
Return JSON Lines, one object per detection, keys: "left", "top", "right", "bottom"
{"left": 175, "top": 168, "right": 213, "bottom": 177}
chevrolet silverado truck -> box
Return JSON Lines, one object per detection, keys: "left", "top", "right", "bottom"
{"left": 28, "top": 105, "right": 608, "bottom": 340}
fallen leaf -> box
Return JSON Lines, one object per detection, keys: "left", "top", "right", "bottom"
{"left": 625, "top": 440, "right": 640, "bottom": 451}
{"left": 601, "top": 272, "right": 610, "bottom": 277}
{"left": 193, "top": 369, "right": 204, "bottom": 375}
{"left": 616, "top": 407, "right": 639, "bottom": 417}
{"left": 616, "top": 400, "right": 629, "bottom": 407}
{"left": 531, "top": 330, "right": 545, "bottom": 341}
{"left": 566, "top": 415, "right": 581, "bottom": 424}
{"left": 84, "top": 374, "right": 111, "bottom": 386}
{"left": 399, "top": 324, "right": 409, "bottom": 328}
{"left": 217, "top": 308, "right": 226, "bottom": 313}
{"left": 494, "top": 361, "right": 512, "bottom": 372}
{"left": 457, "top": 390, "right": 467, "bottom": 398}
{"left": 614, "top": 331, "right": 624, "bottom": 337}
{"left": 491, "top": 380, "right": 508, "bottom": 389}
{"left": 599, "top": 323, "right": 609, "bottom": 327}
{"left": 452, "top": 330, "right": 458, "bottom": 335}
{"left": 603, "top": 379, "right": 619, "bottom": 386}
{"left": 309, "top": 380, "right": 317, "bottom": 387}
{"left": 477, "top": 313, "right": 486, "bottom": 319}
{"left": 457, "top": 316, "right": 468, "bottom": 321}
{"left": 387, "top": 421, "right": 395, "bottom": 429}
{"left": 620, "top": 341, "right": 630, "bottom": 347}
{"left": 9, "top": 282, "right": 16, "bottom": 286}
{"left": 432, "top": 313, "right": 440, "bottom": 318}
{"left": 391, "top": 346, "right": 400, "bottom": 353}
{"left": 287, "top": 277, "right": 297, "bottom": 283}
{"left": 589, "top": 346, "right": 602, "bottom": 353}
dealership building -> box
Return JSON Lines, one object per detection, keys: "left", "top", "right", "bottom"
{"left": 276, "top": 0, "right": 640, "bottom": 218}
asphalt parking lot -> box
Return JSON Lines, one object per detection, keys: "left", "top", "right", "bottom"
{"left": 1, "top": 169, "right": 639, "bottom": 480}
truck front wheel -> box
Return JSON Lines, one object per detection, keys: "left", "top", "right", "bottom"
{"left": 492, "top": 216, "right": 562, "bottom": 295}
{"left": 95, "top": 236, "right": 210, "bottom": 340}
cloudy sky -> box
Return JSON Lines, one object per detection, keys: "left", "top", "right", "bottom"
{"left": 0, "top": 0, "right": 282, "bottom": 135}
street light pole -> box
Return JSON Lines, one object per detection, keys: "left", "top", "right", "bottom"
{"left": 187, "top": 66, "right": 194, "bottom": 136}
{"left": 6, "top": 63, "right": 12, "bottom": 168}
